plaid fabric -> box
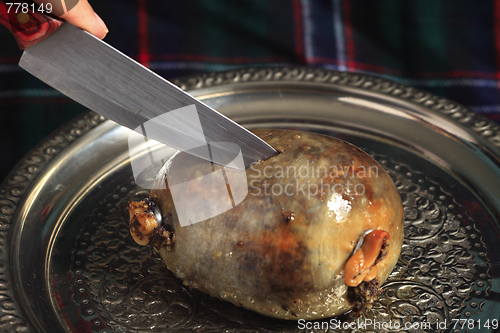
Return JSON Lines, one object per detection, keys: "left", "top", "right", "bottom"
{"left": 1, "top": 0, "right": 500, "bottom": 181}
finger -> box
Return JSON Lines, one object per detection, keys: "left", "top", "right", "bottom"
{"left": 60, "top": 0, "right": 108, "bottom": 39}
{"left": 33, "top": 0, "right": 108, "bottom": 39}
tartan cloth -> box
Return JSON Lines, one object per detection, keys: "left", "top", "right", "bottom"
{"left": 1, "top": 0, "right": 500, "bottom": 181}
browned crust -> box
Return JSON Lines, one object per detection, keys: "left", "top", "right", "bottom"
{"left": 347, "top": 279, "right": 382, "bottom": 317}
{"left": 149, "top": 224, "right": 176, "bottom": 251}
{"left": 127, "top": 197, "right": 176, "bottom": 250}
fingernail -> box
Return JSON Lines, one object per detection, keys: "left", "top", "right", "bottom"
{"left": 95, "top": 13, "right": 109, "bottom": 35}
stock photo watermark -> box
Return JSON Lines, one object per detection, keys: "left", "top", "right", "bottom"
{"left": 248, "top": 161, "right": 380, "bottom": 199}
{"left": 128, "top": 104, "right": 248, "bottom": 227}
{"left": 127, "top": 104, "right": 381, "bottom": 226}
{"left": 297, "top": 318, "right": 499, "bottom": 331}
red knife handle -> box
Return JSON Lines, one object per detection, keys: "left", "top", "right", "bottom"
{"left": 0, "top": 0, "right": 63, "bottom": 49}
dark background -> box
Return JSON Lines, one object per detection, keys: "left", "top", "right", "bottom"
{"left": 1, "top": 0, "right": 500, "bottom": 183}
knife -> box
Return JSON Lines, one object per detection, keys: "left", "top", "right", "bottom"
{"left": 0, "top": 2, "right": 277, "bottom": 169}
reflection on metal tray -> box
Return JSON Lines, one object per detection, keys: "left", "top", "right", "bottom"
{"left": 1, "top": 68, "right": 499, "bottom": 333}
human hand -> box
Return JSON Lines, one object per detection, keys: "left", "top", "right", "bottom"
{"left": 33, "top": 0, "right": 108, "bottom": 39}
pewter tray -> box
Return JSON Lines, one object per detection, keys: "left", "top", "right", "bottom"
{"left": 2, "top": 68, "right": 500, "bottom": 333}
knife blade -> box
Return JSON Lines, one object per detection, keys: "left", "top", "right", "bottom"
{"left": 0, "top": 6, "right": 277, "bottom": 169}
{"left": 22, "top": 23, "right": 277, "bottom": 169}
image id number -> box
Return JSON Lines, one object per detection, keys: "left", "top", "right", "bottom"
{"left": 452, "top": 319, "right": 499, "bottom": 330}
{"left": 6, "top": 2, "right": 53, "bottom": 14}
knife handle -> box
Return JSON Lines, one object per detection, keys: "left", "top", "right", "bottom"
{"left": 0, "top": 0, "right": 63, "bottom": 49}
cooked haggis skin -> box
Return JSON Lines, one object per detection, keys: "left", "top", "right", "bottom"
{"left": 128, "top": 129, "right": 404, "bottom": 320}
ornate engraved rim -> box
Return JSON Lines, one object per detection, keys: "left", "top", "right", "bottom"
{"left": 0, "top": 67, "right": 499, "bottom": 332}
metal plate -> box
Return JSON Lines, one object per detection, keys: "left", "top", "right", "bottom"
{"left": 1, "top": 67, "right": 500, "bottom": 333}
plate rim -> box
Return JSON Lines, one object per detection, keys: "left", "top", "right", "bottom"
{"left": 1, "top": 66, "right": 499, "bottom": 332}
